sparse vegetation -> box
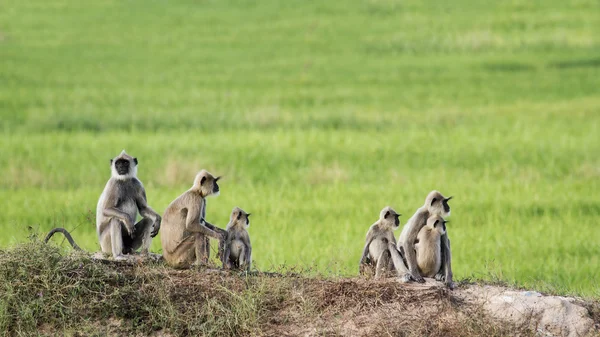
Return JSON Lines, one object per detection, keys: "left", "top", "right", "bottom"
{"left": 1, "top": 242, "right": 564, "bottom": 336}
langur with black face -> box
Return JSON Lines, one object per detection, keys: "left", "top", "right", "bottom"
{"left": 398, "top": 190, "right": 454, "bottom": 287}
{"left": 161, "top": 170, "right": 227, "bottom": 269}
{"left": 359, "top": 206, "right": 411, "bottom": 281}
{"left": 414, "top": 215, "right": 448, "bottom": 278}
{"left": 95, "top": 150, "right": 161, "bottom": 260}
{"left": 222, "top": 207, "right": 252, "bottom": 272}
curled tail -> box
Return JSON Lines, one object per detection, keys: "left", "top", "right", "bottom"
{"left": 44, "top": 228, "right": 82, "bottom": 251}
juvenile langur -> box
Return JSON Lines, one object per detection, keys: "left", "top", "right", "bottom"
{"left": 161, "top": 170, "right": 227, "bottom": 268}
{"left": 222, "top": 207, "right": 252, "bottom": 271}
{"left": 96, "top": 151, "right": 161, "bottom": 260}
{"left": 397, "top": 190, "right": 453, "bottom": 287}
{"left": 415, "top": 215, "right": 448, "bottom": 278}
{"left": 359, "top": 207, "right": 411, "bottom": 281}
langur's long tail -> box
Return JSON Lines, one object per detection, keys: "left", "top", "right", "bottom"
{"left": 44, "top": 228, "right": 82, "bottom": 251}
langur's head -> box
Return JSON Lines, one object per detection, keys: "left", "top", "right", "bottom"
{"left": 426, "top": 215, "right": 447, "bottom": 235}
{"left": 425, "top": 190, "right": 452, "bottom": 217}
{"left": 110, "top": 150, "right": 137, "bottom": 180}
{"left": 192, "top": 170, "right": 221, "bottom": 198}
{"left": 228, "top": 207, "right": 251, "bottom": 229}
{"left": 379, "top": 206, "right": 401, "bottom": 230}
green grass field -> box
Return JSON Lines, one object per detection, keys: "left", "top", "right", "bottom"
{"left": 1, "top": 0, "right": 599, "bottom": 297}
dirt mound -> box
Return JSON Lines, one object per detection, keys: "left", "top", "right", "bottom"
{"left": 1, "top": 244, "right": 598, "bottom": 336}
{"left": 261, "top": 278, "right": 598, "bottom": 337}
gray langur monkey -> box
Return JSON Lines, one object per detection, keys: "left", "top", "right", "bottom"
{"left": 96, "top": 150, "right": 162, "bottom": 260}
{"left": 359, "top": 206, "right": 411, "bottom": 281}
{"left": 397, "top": 190, "right": 453, "bottom": 287}
{"left": 221, "top": 207, "right": 252, "bottom": 271}
{"left": 415, "top": 215, "right": 448, "bottom": 278}
{"left": 160, "top": 170, "right": 227, "bottom": 269}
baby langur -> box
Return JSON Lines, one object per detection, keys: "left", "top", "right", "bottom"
{"left": 96, "top": 151, "right": 161, "bottom": 260}
{"left": 222, "top": 207, "right": 252, "bottom": 271}
{"left": 161, "top": 170, "right": 227, "bottom": 269}
{"left": 398, "top": 190, "right": 453, "bottom": 287}
{"left": 415, "top": 215, "right": 448, "bottom": 278}
{"left": 359, "top": 207, "right": 411, "bottom": 281}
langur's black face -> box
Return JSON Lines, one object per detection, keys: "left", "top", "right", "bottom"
{"left": 213, "top": 177, "right": 220, "bottom": 193}
{"left": 199, "top": 173, "right": 220, "bottom": 197}
{"left": 235, "top": 210, "right": 250, "bottom": 227}
{"left": 438, "top": 220, "right": 447, "bottom": 234}
{"left": 114, "top": 158, "right": 131, "bottom": 175}
{"left": 442, "top": 196, "right": 452, "bottom": 213}
{"left": 432, "top": 218, "right": 447, "bottom": 234}
{"left": 384, "top": 210, "right": 401, "bottom": 228}
{"left": 110, "top": 152, "right": 137, "bottom": 179}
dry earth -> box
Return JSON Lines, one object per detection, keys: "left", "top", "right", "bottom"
{"left": 92, "top": 254, "right": 600, "bottom": 337}
{"left": 250, "top": 279, "right": 598, "bottom": 337}
{"left": 2, "top": 247, "right": 599, "bottom": 337}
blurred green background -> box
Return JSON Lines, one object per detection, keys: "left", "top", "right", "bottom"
{"left": 1, "top": 0, "right": 599, "bottom": 296}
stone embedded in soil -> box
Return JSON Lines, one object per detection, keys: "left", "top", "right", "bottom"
{"left": 455, "top": 284, "right": 595, "bottom": 337}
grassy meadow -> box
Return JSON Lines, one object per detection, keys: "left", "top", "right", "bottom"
{"left": 1, "top": 0, "right": 599, "bottom": 297}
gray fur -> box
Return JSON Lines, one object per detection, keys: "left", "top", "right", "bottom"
{"left": 96, "top": 151, "right": 161, "bottom": 260}
{"left": 222, "top": 207, "right": 252, "bottom": 271}
{"left": 160, "top": 170, "right": 227, "bottom": 268}
{"left": 397, "top": 190, "right": 454, "bottom": 287}
{"left": 415, "top": 215, "right": 447, "bottom": 277}
{"left": 359, "top": 206, "right": 410, "bottom": 281}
